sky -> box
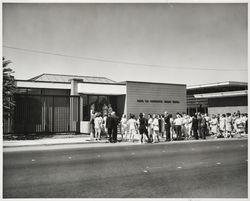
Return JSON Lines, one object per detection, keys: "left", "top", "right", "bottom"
{"left": 3, "top": 3, "right": 248, "bottom": 86}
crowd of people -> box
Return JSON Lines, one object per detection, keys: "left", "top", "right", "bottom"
{"left": 89, "top": 107, "right": 248, "bottom": 144}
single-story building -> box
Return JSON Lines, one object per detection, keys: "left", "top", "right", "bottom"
{"left": 4, "top": 73, "right": 187, "bottom": 134}
{"left": 187, "top": 81, "right": 248, "bottom": 116}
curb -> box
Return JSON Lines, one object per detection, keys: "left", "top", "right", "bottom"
{"left": 3, "top": 136, "right": 248, "bottom": 149}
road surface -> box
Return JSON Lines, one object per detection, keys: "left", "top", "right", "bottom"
{"left": 3, "top": 139, "right": 248, "bottom": 198}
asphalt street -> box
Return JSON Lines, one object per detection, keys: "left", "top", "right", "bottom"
{"left": 3, "top": 139, "right": 248, "bottom": 198}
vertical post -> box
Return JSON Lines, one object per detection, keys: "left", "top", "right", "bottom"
{"left": 52, "top": 96, "right": 54, "bottom": 133}
{"left": 78, "top": 96, "right": 80, "bottom": 133}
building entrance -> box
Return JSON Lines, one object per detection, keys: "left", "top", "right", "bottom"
{"left": 81, "top": 94, "right": 120, "bottom": 121}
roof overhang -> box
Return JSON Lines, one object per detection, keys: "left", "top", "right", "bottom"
{"left": 194, "top": 90, "right": 248, "bottom": 98}
{"left": 16, "top": 80, "right": 71, "bottom": 89}
{"left": 77, "top": 83, "right": 126, "bottom": 95}
{"left": 187, "top": 81, "right": 247, "bottom": 90}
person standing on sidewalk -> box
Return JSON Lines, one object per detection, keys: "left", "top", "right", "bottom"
{"left": 111, "top": 111, "right": 119, "bottom": 143}
{"left": 128, "top": 114, "right": 137, "bottom": 142}
{"left": 174, "top": 113, "right": 183, "bottom": 140}
{"left": 121, "top": 114, "right": 128, "bottom": 141}
{"left": 225, "top": 113, "right": 233, "bottom": 138}
{"left": 138, "top": 113, "right": 148, "bottom": 144}
{"left": 102, "top": 114, "right": 108, "bottom": 139}
{"left": 197, "top": 113, "right": 202, "bottom": 139}
{"left": 94, "top": 113, "right": 103, "bottom": 142}
{"left": 152, "top": 114, "right": 160, "bottom": 143}
{"left": 219, "top": 114, "right": 226, "bottom": 138}
{"left": 192, "top": 115, "right": 199, "bottom": 140}
{"left": 210, "top": 114, "right": 218, "bottom": 137}
{"left": 89, "top": 111, "right": 96, "bottom": 141}
{"left": 106, "top": 113, "right": 114, "bottom": 143}
{"left": 164, "top": 111, "right": 171, "bottom": 141}
{"left": 143, "top": 113, "right": 150, "bottom": 142}
{"left": 200, "top": 114, "right": 207, "bottom": 139}
{"left": 147, "top": 114, "right": 153, "bottom": 142}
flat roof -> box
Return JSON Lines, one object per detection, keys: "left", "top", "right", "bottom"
{"left": 125, "top": 80, "right": 186, "bottom": 86}
{"left": 187, "top": 81, "right": 248, "bottom": 90}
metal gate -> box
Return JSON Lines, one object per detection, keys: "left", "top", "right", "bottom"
{"left": 4, "top": 94, "right": 80, "bottom": 134}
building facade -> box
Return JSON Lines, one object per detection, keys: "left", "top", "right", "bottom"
{"left": 187, "top": 81, "right": 248, "bottom": 116}
{"left": 4, "top": 73, "right": 186, "bottom": 134}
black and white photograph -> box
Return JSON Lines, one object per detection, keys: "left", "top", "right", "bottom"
{"left": 2, "top": 1, "right": 248, "bottom": 199}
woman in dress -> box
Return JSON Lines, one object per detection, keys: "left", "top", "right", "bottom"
{"left": 94, "top": 112, "right": 103, "bottom": 142}
{"left": 169, "top": 114, "right": 174, "bottom": 141}
{"left": 127, "top": 114, "right": 137, "bottom": 142}
{"left": 152, "top": 114, "right": 160, "bottom": 143}
{"left": 210, "top": 114, "right": 218, "bottom": 137}
{"left": 225, "top": 113, "right": 233, "bottom": 138}
{"left": 161, "top": 114, "right": 165, "bottom": 138}
{"left": 89, "top": 111, "right": 96, "bottom": 140}
{"left": 138, "top": 113, "right": 148, "bottom": 144}
{"left": 102, "top": 114, "right": 108, "bottom": 139}
{"left": 120, "top": 114, "right": 128, "bottom": 141}
{"left": 147, "top": 114, "right": 153, "bottom": 142}
{"left": 219, "top": 114, "right": 226, "bottom": 138}
{"left": 235, "top": 114, "right": 244, "bottom": 136}
{"left": 183, "top": 114, "right": 191, "bottom": 140}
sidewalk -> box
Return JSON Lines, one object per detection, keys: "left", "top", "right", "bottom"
{"left": 3, "top": 134, "right": 248, "bottom": 148}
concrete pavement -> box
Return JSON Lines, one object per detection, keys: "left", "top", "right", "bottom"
{"left": 3, "top": 139, "right": 247, "bottom": 198}
{"left": 3, "top": 133, "right": 248, "bottom": 149}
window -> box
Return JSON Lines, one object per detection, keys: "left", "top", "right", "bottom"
{"left": 82, "top": 95, "right": 112, "bottom": 121}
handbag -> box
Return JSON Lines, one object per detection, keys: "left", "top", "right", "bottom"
{"left": 154, "top": 126, "right": 159, "bottom": 131}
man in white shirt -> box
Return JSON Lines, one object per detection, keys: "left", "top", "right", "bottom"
{"left": 174, "top": 114, "right": 183, "bottom": 140}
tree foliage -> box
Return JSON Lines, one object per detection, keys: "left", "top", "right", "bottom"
{"left": 3, "top": 57, "right": 16, "bottom": 119}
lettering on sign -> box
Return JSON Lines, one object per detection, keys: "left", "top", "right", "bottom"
{"left": 137, "top": 99, "right": 180, "bottom": 104}
{"left": 150, "top": 100, "right": 163, "bottom": 103}
{"left": 137, "top": 99, "right": 144, "bottom": 103}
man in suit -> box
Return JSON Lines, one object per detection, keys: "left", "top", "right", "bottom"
{"left": 164, "top": 111, "right": 171, "bottom": 141}
{"left": 106, "top": 113, "right": 114, "bottom": 143}
{"left": 192, "top": 115, "right": 199, "bottom": 140}
{"left": 200, "top": 114, "right": 207, "bottom": 139}
{"left": 111, "top": 111, "right": 119, "bottom": 143}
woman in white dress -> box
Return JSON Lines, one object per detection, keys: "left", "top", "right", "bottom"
{"left": 235, "top": 114, "right": 244, "bottom": 136}
{"left": 94, "top": 112, "right": 103, "bottom": 142}
{"left": 127, "top": 114, "right": 137, "bottom": 142}
{"left": 219, "top": 114, "right": 226, "bottom": 137}
{"left": 147, "top": 114, "right": 153, "bottom": 142}
{"left": 152, "top": 114, "right": 160, "bottom": 143}
{"left": 120, "top": 114, "right": 128, "bottom": 141}
{"left": 210, "top": 114, "right": 218, "bottom": 137}
{"left": 225, "top": 113, "right": 233, "bottom": 138}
